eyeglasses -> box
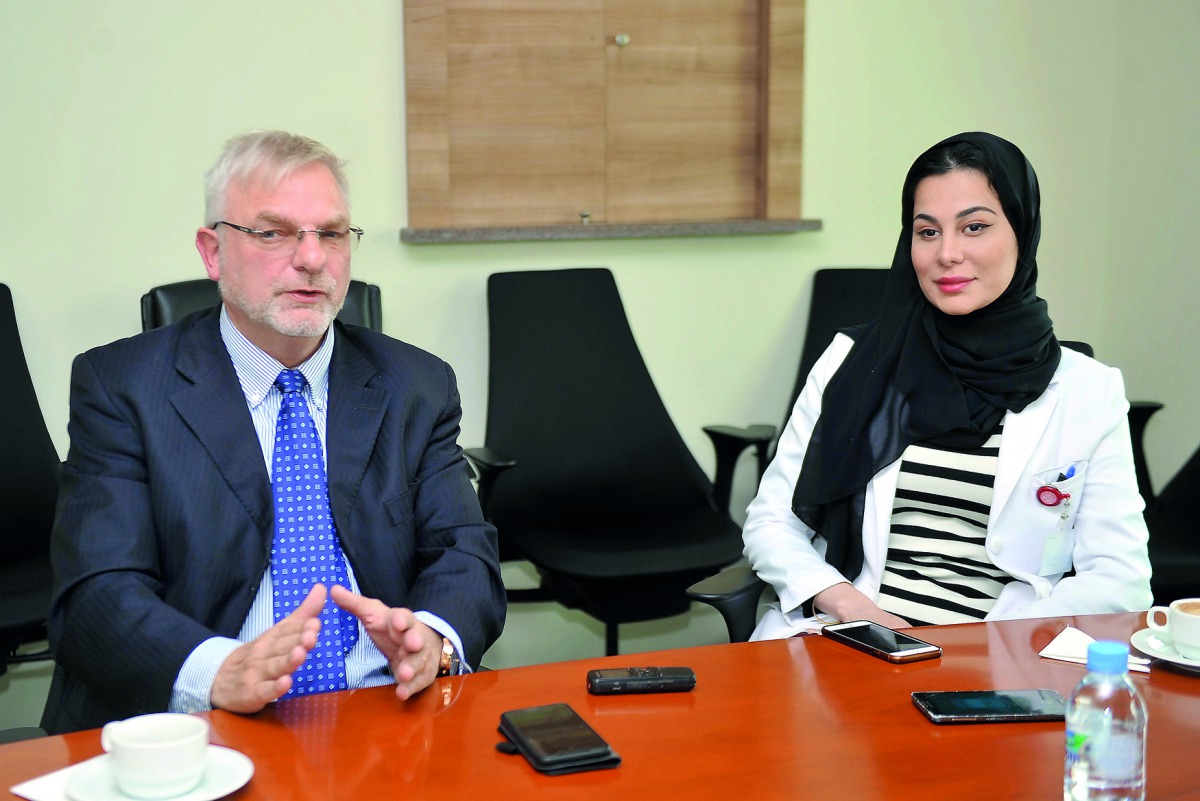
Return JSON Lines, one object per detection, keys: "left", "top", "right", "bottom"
{"left": 212, "top": 220, "right": 364, "bottom": 253}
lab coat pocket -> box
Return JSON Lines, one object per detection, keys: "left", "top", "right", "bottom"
{"left": 1030, "top": 461, "right": 1087, "bottom": 575}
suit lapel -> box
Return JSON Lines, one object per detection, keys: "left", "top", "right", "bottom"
{"left": 168, "top": 318, "right": 391, "bottom": 554}
{"left": 170, "top": 314, "right": 273, "bottom": 533}
{"left": 326, "top": 328, "right": 390, "bottom": 540}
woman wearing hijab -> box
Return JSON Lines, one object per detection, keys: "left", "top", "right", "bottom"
{"left": 743, "top": 132, "right": 1152, "bottom": 639}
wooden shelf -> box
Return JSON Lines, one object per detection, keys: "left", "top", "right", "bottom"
{"left": 400, "top": 218, "right": 822, "bottom": 244}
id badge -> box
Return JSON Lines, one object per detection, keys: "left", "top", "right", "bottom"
{"left": 1031, "top": 462, "right": 1085, "bottom": 575}
{"left": 1038, "top": 529, "right": 1074, "bottom": 575}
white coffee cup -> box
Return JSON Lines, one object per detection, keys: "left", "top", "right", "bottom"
{"left": 100, "top": 713, "right": 209, "bottom": 799}
{"left": 1148, "top": 597, "right": 1200, "bottom": 660}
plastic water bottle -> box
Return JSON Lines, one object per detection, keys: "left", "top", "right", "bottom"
{"left": 1063, "top": 640, "right": 1147, "bottom": 801}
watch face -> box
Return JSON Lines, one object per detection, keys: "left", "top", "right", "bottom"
{"left": 438, "top": 639, "right": 458, "bottom": 676}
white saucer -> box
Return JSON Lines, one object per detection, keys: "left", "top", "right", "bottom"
{"left": 65, "top": 745, "right": 254, "bottom": 801}
{"left": 1130, "top": 628, "right": 1200, "bottom": 674}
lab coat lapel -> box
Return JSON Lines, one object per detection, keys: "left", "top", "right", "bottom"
{"left": 867, "top": 378, "right": 1063, "bottom": 557}
{"left": 866, "top": 461, "right": 901, "bottom": 570}
{"left": 992, "top": 380, "right": 1061, "bottom": 524}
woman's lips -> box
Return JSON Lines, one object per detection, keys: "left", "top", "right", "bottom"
{"left": 934, "top": 277, "right": 973, "bottom": 294}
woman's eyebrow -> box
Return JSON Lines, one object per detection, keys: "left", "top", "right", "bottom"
{"left": 956, "top": 205, "right": 997, "bottom": 219}
{"left": 912, "top": 206, "right": 999, "bottom": 226}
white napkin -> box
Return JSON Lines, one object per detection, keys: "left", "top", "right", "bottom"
{"left": 1039, "top": 626, "right": 1151, "bottom": 673}
{"left": 8, "top": 758, "right": 83, "bottom": 801}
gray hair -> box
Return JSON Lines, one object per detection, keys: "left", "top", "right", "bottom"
{"left": 203, "top": 130, "right": 350, "bottom": 225}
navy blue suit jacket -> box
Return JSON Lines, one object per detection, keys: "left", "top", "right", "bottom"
{"left": 42, "top": 309, "right": 504, "bottom": 733}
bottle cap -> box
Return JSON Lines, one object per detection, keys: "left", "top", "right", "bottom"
{"left": 1086, "top": 640, "right": 1130, "bottom": 674}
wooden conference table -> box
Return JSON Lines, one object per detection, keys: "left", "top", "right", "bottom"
{"left": 3, "top": 612, "right": 1198, "bottom": 800}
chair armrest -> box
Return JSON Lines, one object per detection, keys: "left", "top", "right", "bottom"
{"left": 463, "top": 447, "right": 517, "bottom": 513}
{"left": 703, "top": 425, "right": 775, "bottom": 514}
{"left": 464, "top": 447, "right": 517, "bottom": 471}
{"left": 686, "top": 564, "right": 767, "bottom": 644}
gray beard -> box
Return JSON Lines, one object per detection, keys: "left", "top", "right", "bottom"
{"left": 218, "top": 280, "right": 346, "bottom": 338}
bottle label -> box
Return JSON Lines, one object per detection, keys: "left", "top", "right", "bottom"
{"left": 1065, "top": 727, "right": 1142, "bottom": 782}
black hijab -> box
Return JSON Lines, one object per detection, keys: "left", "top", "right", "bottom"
{"left": 791, "top": 132, "right": 1061, "bottom": 582}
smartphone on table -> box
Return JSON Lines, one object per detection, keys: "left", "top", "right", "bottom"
{"left": 911, "top": 689, "right": 1067, "bottom": 724}
{"left": 821, "top": 620, "right": 942, "bottom": 663}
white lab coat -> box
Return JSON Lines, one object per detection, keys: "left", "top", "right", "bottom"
{"left": 743, "top": 333, "right": 1153, "bottom": 640}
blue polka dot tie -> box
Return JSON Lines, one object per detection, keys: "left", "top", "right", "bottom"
{"left": 270, "top": 369, "right": 357, "bottom": 697}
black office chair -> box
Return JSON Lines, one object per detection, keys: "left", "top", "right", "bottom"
{"left": 140, "top": 279, "right": 383, "bottom": 331}
{"left": 0, "top": 284, "right": 59, "bottom": 677}
{"left": 465, "top": 268, "right": 745, "bottom": 656}
{"left": 1140, "top": 425, "right": 1200, "bottom": 605}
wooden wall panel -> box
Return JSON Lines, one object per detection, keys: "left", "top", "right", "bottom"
{"left": 404, "top": 0, "right": 451, "bottom": 228}
{"left": 444, "top": 1, "right": 605, "bottom": 226}
{"left": 404, "top": 0, "right": 804, "bottom": 233}
{"left": 605, "top": 0, "right": 761, "bottom": 223}
{"left": 763, "top": 0, "right": 804, "bottom": 220}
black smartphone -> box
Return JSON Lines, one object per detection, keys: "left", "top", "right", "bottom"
{"left": 911, "top": 689, "right": 1067, "bottom": 724}
{"left": 498, "top": 703, "right": 620, "bottom": 774}
{"left": 821, "top": 620, "right": 942, "bottom": 663}
{"left": 586, "top": 666, "right": 696, "bottom": 695}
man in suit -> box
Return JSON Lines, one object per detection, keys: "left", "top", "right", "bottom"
{"left": 42, "top": 131, "right": 505, "bottom": 734}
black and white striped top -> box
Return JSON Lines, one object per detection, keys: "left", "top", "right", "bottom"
{"left": 876, "top": 426, "right": 1012, "bottom": 626}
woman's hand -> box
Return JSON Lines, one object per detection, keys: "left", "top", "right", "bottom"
{"left": 814, "top": 583, "right": 911, "bottom": 629}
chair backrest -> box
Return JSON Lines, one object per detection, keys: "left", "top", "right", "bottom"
{"left": 787, "top": 268, "right": 891, "bottom": 416}
{"left": 1060, "top": 340, "right": 1093, "bottom": 358}
{"left": 0, "top": 284, "right": 58, "bottom": 672}
{"left": 0, "top": 284, "right": 59, "bottom": 565}
{"left": 1156, "top": 444, "right": 1199, "bottom": 515}
{"left": 483, "top": 268, "right": 715, "bottom": 528}
{"left": 140, "top": 279, "right": 384, "bottom": 331}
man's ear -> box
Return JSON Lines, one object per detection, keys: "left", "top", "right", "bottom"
{"left": 196, "top": 227, "right": 221, "bottom": 280}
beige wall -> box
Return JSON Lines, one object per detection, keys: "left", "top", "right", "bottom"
{"left": 3, "top": 1, "right": 1198, "bottom": 489}
{"left": 0, "top": 2, "right": 1197, "bottom": 690}
{"left": 4, "top": 1, "right": 1197, "bottom": 496}
{"left": 1103, "top": 3, "right": 1200, "bottom": 491}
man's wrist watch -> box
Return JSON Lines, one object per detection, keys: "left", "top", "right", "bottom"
{"left": 437, "top": 638, "right": 460, "bottom": 677}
